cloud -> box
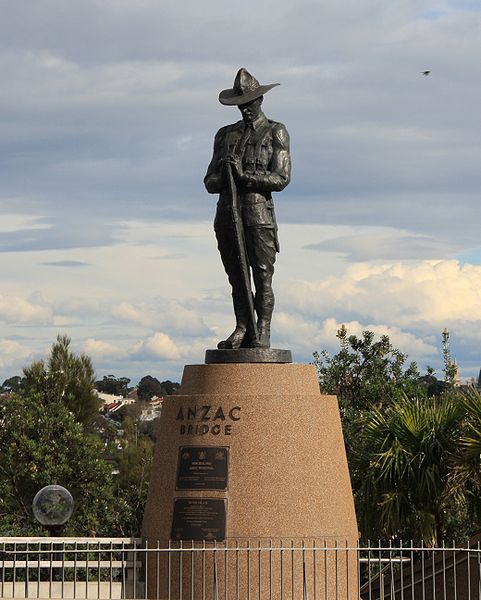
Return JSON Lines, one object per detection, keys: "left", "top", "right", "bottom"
{"left": 0, "top": 339, "right": 34, "bottom": 371}
{"left": 280, "top": 259, "right": 481, "bottom": 328}
{"left": 112, "top": 302, "right": 152, "bottom": 328}
{"left": 0, "top": 213, "right": 50, "bottom": 233}
{"left": 0, "top": 295, "right": 52, "bottom": 324}
{"left": 84, "top": 329, "right": 215, "bottom": 376}
{"left": 305, "top": 231, "right": 461, "bottom": 261}
{"left": 51, "top": 297, "right": 106, "bottom": 319}
{"left": 83, "top": 338, "right": 126, "bottom": 359}
{"left": 1, "top": 0, "right": 481, "bottom": 384}
{"left": 154, "top": 253, "right": 186, "bottom": 260}
{"left": 111, "top": 300, "right": 213, "bottom": 336}
{"left": 0, "top": 220, "right": 119, "bottom": 252}
{"left": 130, "top": 332, "right": 181, "bottom": 361}
{"left": 41, "top": 260, "right": 90, "bottom": 267}
{"left": 274, "top": 314, "right": 437, "bottom": 359}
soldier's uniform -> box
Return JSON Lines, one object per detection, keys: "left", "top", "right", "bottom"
{"left": 204, "top": 72, "right": 291, "bottom": 349}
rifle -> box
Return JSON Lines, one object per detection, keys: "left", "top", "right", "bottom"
{"left": 225, "top": 162, "right": 259, "bottom": 346}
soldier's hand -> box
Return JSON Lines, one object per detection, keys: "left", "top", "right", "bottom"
{"left": 221, "top": 154, "right": 234, "bottom": 176}
{"left": 225, "top": 156, "right": 244, "bottom": 180}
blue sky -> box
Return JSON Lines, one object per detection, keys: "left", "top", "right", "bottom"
{"left": 1, "top": 0, "right": 481, "bottom": 384}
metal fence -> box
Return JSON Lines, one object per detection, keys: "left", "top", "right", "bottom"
{"left": 1, "top": 537, "right": 481, "bottom": 599}
{"left": 0, "top": 537, "right": 141, "bottom": 599}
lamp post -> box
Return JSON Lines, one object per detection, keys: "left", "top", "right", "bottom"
{"left": 32, "top": 485, "right": 74, "bottom": 536}
{"left": 32, "top": 484, "right": 74, "bottom": 575}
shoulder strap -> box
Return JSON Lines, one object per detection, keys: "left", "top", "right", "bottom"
{"left": 225, "top": 121, "right": 246, "bottom": 154}
{"left": 254, "top": 121, "right": 274, "bottom": 155}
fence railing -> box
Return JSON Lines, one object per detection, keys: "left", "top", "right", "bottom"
{"left": 0, "top": 537, "right": 141, "bottom": 599}
{"left": 1, "top": 537, "right": 481, "bottom": 599}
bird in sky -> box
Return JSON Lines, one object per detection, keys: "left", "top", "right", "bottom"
{"left": 422, "top": 70, "right": 431, "bottom": 76}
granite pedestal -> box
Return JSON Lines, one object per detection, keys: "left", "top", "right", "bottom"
{"left": 141, "top": 362, "right": 358, "bottom": 599}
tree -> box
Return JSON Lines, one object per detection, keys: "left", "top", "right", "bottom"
{"left": 95, "top": 375, "right": 131, "bottom": 396}
{"left": 314, "top": 326, "right": 476, "bottom": 544}
{"left": 159, "top": 380, "right": 180, "bottom": 395}
{"left": 0, "top": 339, "right": 173, "bottom": 537}
{"left": 442, "top": 328, "right": 459, "bottom": 386}
{"left": 314, "top": 326, "right": 423, "bottom": 412}
{"left": 114, "top": 418, "right": 153, "bottom": 536}
{"left": 0, "top": 392, "right": 121, "bottom": 536}
{"left": 450, "top": 387, "right": 481, "bottom": 531}
{"left": 22, "top": 334, "right": 100, "bottom": 428}
{"left": 1, "top": 375, "right": 25, "bottom": 393}
{"left": 137, "top": 375, "right": 163, "bottom": 400}
{"left": 352, "top": 393, "right": 464, "bottom": 545}
{"left": 314, "top": 326, "right": 428, "bottom": 464}
{"left": 417, "top": 370, "right": 447, "bottom": 397}
{"left": 115, "top": 400, "right": 144, "bottom": 423}
{"left": 137, "top": 375, "right": 180, "bottom": 400}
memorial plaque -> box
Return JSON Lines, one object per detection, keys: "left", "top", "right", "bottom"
{"left": 171, "top": 498, "right": 226, "bottom": 541}
{"left": 176, "top": 446, "right": 228, "bottom": 490}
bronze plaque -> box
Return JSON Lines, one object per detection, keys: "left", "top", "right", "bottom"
{"left": 171, "top": 498, "right": 226, "bottom": 541}
{"left": 176, "top": 446, "right": 228, "bottom": 490}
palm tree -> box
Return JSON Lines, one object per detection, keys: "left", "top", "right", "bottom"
{"left": 452, "top": 387, "right": 481, "bottom": 527}
{"left": 352, "top": 393, "right": 463, "bottom": 545}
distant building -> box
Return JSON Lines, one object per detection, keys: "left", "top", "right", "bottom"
{"left": 97, "top": 392, "right": 124, "bottom": 406}
{"left": 97, "top": 392, "right": 137, "bottom": 415}
{"left": 105, "top": 401, "right": 123, "bottom": 413}
{"left": 126, "top": 388, "right": 139, "bottom": 401}
{"left": 139, "top": 396, "right": 164, "bottom": 422}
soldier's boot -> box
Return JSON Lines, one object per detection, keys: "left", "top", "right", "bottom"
{"left": 252, "top": 317, "right": 271, "bottom": 349}
{"left": 217, "top": 302, "right": 248, "bottom": 349}
{"left": 217, "top": 324, "right": 247, "bottom": 349}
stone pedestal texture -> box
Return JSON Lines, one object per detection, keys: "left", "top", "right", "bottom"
{"left": 141, "top": 363, "right": 358, "bottom": 599}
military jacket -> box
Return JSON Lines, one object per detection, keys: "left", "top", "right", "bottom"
{"left": 204, "top": 113, "right": 291, "bottom": 232}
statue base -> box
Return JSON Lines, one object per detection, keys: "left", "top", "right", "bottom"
{"left": 205, "top": 347, "right": 292, "bottom": 363}
{"left": 142, "top": 362, "right": 358, "bottom": 599}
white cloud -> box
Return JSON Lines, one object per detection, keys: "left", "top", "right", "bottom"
{"left": 0, "top": 339, "right": 34, "bottom": 371}
{"left": 130, "top": 332, "right": 181, "bottom": 361}
{"left": 112, "top": 302, "right": 153, "bottom": 327}
{"left": 53, "top": 315, "right": 82, "bottom": 327}
{"left": 112, "top": 300, "right": 213, "bottom": 336}
{"left": 306, "top": 231, "right": 461, "bottom": 261}
{"left": 0, "top": 213, "right": 49, "bottom": 233}
{"left": 275, "top": 314, "right": 437, "bottom": 360}
{"left": 281, "top": 260, "right": 481, "bottom": 327}
{"left": 83, "top": 338, "right": 126, "bottom": 359}
{"left": 1, "top": 0, "right": 481, "bottom": 383}
{"left": 0, "top": 295, "right": 52, "bottom": 324}
{"left": 162, "top": 301, "right": 213, "bottom": 337}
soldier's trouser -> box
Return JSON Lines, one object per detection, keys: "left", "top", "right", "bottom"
{"left": 215, "top": 224, "right": 277, "bottom": 328}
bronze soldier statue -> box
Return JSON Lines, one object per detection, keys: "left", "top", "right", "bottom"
{"left": 204, "top": 68, "right": 291, "bottom": 350}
